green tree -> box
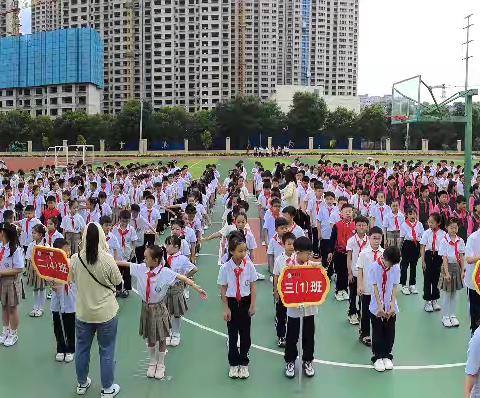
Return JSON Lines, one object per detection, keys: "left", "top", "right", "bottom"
{"left": 200, "top": 130, "right": 213, "bottom": 150}
{"left": 151, "top": 106, "right": 191, "bottom": 144}
{"left": 29, "top": 115, "right": 53, "bottom": 150}
{"left": 325, "top": 107, "right": 357, "bottom": 139}
{"left": 114, "top": 100, "right": 153, "bottom": 146}
{"left": 52, "top": 112, "right": 90, "bottom": 145}
{"left": 0, "top": 111, "right": 32, "bottom": 150}
{"left": 287, "top": 92, "right": 328, "bottom": 139}
{"left": 257, "top": 101, "right": 286, "bottom": 139}
{"left": 355, "top": 105, "right": 388, "bottom": 141}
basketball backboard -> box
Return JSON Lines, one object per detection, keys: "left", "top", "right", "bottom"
{"left": 391, "top": 75, "right": 421, "bottom": 124}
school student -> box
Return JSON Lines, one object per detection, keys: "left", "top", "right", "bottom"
{"left": 329, "top": 204, "right": 356, "bottom": 301}
{"left": 438, "top": 218, "right": 465, "bottom": 328}
{"left": 465, "top": 228, "right": 480, "bottom": 334}
{"left": 218, "top": 233, "right": 257, "bottom": 379}
{"left": 60, "top": 200, "right": 85, "bottom": 255}
{"left": 0, "top": 222, "right": 25, "bottom": 347}
{"left": 383, "top": 199, "right": 404, "bottom": 250}
{"left": 356, "top": 227, "right": 384, "bottom": 347}
{"left": 117, "top": 245, "right": 206, "bottom": 379}
{"left": 370, "top": 245, "right": 401, "bottom": 372}
{"left": 284, "top": 237, "right": 318, "bottom": 379}
{"left": 50, "top": 238, "right": 76, "bottom": 362}
{"left": 346, "top": 216, "right": 370, "bottom": 325}
{"left": 272, "top": 232, "right": 296, "bottom": 347}
{"left": 399, "top": 207, "right": 424, "bottom": 295}
{"left": 420, "top": 213, "right": 445, "bottom": 313}
{"left": 266, "top": 217, "right": 289, "bottom": 276}
{"left": 317, "top": 191, "right": 336, "bottom": 277}
{"left": 25, "top": 224, "right": 47, "bottom": 317}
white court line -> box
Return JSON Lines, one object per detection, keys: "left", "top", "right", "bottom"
{"left": 182, "top": 317, "right": 466, "bottom": 370}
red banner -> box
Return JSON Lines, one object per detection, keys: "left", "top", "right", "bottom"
{"left": 473, "top": 260, "right": 480, "bottom": 295}
{"left": 277, "top": 265, "right": 330, "bottom": 308}
{"left": 32, "top": 246, "right": 70, "bottom": 285}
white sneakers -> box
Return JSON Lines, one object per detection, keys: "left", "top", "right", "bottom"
{"left": 335, "top": 290, "right": 348, "bottom": 301}
{"left": 229, "top": 366, "right": 249, "bottom": 379}
{"left": 57, "top": 353, "right": 74, "bottom": 362}
{"left": 401, "top": 286, "right": 411, "bottom": 295}
{"left": 285, "top": 362, "right": 295, "bottom": 378}
{"left": 374, "top": 358, "right": 394, "bottom": 372}
{"left": 0, "top": 330, "right": 9, "bottom": 345}
{"left": 100, "top": 384, "right": 120, "bottom": 397}
{"left": 374, "top": 359, "right": 385, "bottom": 372}
{"left": 432, "top": 300, "right": 441, "bottom": 311}
{"left": 76, "top": 377, "right": 91, "bottom": 395}
{"left": 348, "top": 314, "right": 360, "bottom": 325}
{"left": 442, "top": 315, "right": 460, "bottom": 328}
{"left": 229, "top": 366, "right": 239, "bottom": 378}
{"left": 169, "top": 334, "right": 181, "bottom": 347}
{"left": 256, "top": 272, "right": 266, "bottom": 281}
{"left": 184, "top": 290, "right": 190, "bottom": 300}
{"left": 442, "top": 316, "right": 452, "bottom": 327}
{"left": 303, "top": 361, "right": 315, "bottom": 377}
{"left": 65, "top": 353, "right": 75, "bottom": 363}
{"left": 4, "top": 332, "right": 18, "bottom": 347}
{"left": 155, "top": 364, "right": 166, "bottom": 379}
{"left": 29, "top": 309, "right": 44, "bottom": 317}
{"left": 409, "top": 285, "right": 418, "bottom": 294}
{"left": 424, "top": 301, "right": 434, "bottom": 313}
{"left": 55, "top": 353, "right": 65, "bottom": 362}
{"left": 147, "top": 363, "right": 157, "bottom": 378}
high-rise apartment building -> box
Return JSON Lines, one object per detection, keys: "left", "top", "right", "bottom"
{"left": 28, "top": 0, "right": 359, "bottom": 113}
{"left": 0, "top": 0, "right": 19, "bottom": 37}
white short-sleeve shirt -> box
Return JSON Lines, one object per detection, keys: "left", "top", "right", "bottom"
{"left": 217, "top": 258, "right": 258, "bottom": 298}
{"left": 130, "top": 263, "right": 178, "bottom": 303}
{"left": 420, "top": 228, "right": 447, "bottom": 252}
{"left": 438, "top": 235, "right": 465, "bottom": 264}
{"left": 465, "top": 230, "right": 480, "bottom": 289}
{"left": 356, "top": 247, "right": 384, "bottom": 295}
{"left": 0, "top": 245, "right": 25, "bottom": 272}
{"left": 346, "top": 234, "right": 370, "bottom": 277}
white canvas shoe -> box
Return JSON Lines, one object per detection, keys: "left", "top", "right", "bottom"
{"left": 64, "top": 353, "right": 75, "bottom": 363}
{"left": 238, "top": 366, "right": 250, "bottom": 379}
{"left": 409, "top": 285, "right": 419, "bottom": 294}
{"left": 450, "top": 315, "right": 460, "bottom": 327}
{"left": 154, "top": 364, "right": 166, "bottom": 379}
{"left": 373, "top": 359, "right": 385, "bottom": 372}
{"left": 76, "top": 377, "right": 91, "bottom": 395}
{"left": 383, "top": 358, "right": 394, "bottom": 370}
{"left": 442, "top": 316, "right": 452, "bottom": 328}
{"left": 401, "top": 286, "right": 411, "bottom": 295}
{"left": 3, "top": 333, "right": 18, "bottom": 347}
{"left": 424, "top": 301, "right": 434, "bottom": 313}
{"left": 432, "top": 300, "right": 442, "bottom": 311}
{"left": 229, "top": 366, "right": 239, "bottom": 378}
{"left": 55, "top": 353, "right": 65, "bottom": 362}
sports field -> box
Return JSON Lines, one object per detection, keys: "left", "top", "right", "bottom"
{"left": 0, "top": 155, "right": 470, "bottom": 398}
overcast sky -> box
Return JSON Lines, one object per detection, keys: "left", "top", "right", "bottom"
{"left": 20, "top": 0, "right": 480, "bottom": 98}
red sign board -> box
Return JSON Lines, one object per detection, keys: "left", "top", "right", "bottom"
{"left": 32, "top": 246, "right": 70, "bottom": 285}
{"left": 473, "top": 260, "right": 480, "bottom": 295}
{"left": 277, "top": 265, "right": 330, "bottom": 308}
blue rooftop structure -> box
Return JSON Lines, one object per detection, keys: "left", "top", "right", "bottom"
{"left": 0, "top": 28, "right": 104, "bottom": 90}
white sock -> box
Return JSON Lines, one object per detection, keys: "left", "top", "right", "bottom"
{"left": 450, "top": 293, "right": 457, "bottom": 316}
{"left": 172, "top": 317, "right": 181, "bottom": 336}
{"left": 32, "top": 290, "right": 39, "bottom": 310}
{"left": 148, "top": 345, "right": 156, "bottom": 365}
{"left": 2, "top": 326, "right": 8, "bottom": 335}
{"left": 10, "top": 329, "right": 17, "bottom": 335}
{"left": 37, "top": 290, "right": 46, "bottom": 311}
{"left": 157, "top": 351, "right": 166, "bottom": 366}
{"left": 443, "top": 293, "right": 452, "bottom": 317}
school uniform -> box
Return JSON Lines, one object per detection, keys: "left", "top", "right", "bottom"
{"left": 0, "top": 244, "right": 25, "bottom": 307}
{"left": 307, "top": 198, "right": 324, "bottom": 255}
{"left": 356, "top": 247, "right": 384, "bottom": 340}
{"left": 420, "top": 228, "right": 446, "bottom": 302}
{"left": 107, "top": 194, "right": 127, "bottom": 224}
{"left": 453, "top": 210, "right": 468, "bottom": 242}
{"left": 25, "top": 239, "right": 47, "bottom": 291}
{"left": 330, "top": 219, "right": 356, "bottom": 293}
{"left": 166, "top": 252, "right": 195, "bottom": 317}
{"left": 284, "top": 257, "right": 318, "bottom": 364}
{"left": 98, "top": 202, "right": 113, "bottom": 218}
{"left": 359, "top": 200, "right": 375, "bottom": 218}
{"left": 50, "top": 283, "right": 76, "bottom": 354}
{"left": 369, "top": 203, "right": 391, "bottom": 229}
{"left": 84, "top": 209, "right": 101, "bottom": 225}
{"left": 369, "top": 261, "right": 400, "bottom": 362}
{"left": 106, "top": 232, "right": 121, "bottom": 259}
{"left": 466, "top": 231, "right": 480, "bottom": 334}
{"left": 19, "top": 217, "right": 42, "bottom": 248}
{"left": 399, "top": 220, "right": 424, "bottom": 287}
{"left": 433, "top": 204, "right": 452, "bottom": 230}
{"left": 141, "top": 207, "right": 160, "bottom": 247}
{"left": 154, "top": 190, "right": 169, "bottom": 232}
{"left": 129, "top": 263, "right": 179, "bottom": 346}
{"left": 46, "top": 230, "right": 64, "bottom": 247}
{"left": 29, "top": 195, "right": 46, "bottom": 219}
{"left": 267, "top": 234, "right": 285, "bottom": 273}
{"left": 438, "top": 235, "right": 465, "bottom": 293}
{"left": 346, "top": 234, "right": 370, "bottom": 317}
{"left": 383, "top": 212, "right": 405, "bottom": 249}
{"left": 272, "top": 253, "right": 290, "bottom": 340}
{"left": 418, "top": 197, "right": 434, "bottom": 229}
{"left": 112, "top": 225, "right": 138, "bottom": 291}
{"left": 317, "top": 205, "right": 335, "bottom": 275}
{"left": 217, "top": 258, "right": 258, "bottom": 367}
{"left": 263, "top": 211, "right": 280, "bottom": 241}
{"left": 60, "top": 214, "right": 85, "bottom": 254}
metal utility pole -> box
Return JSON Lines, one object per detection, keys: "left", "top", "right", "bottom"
{"left": 139, "top": 0, "right": 145, "bottom": 154}
{"left": 464, "top": 14, "right": 474, "bottom": 92}
{"left": 463, "top": 14, "right": 474, "bottom": 204}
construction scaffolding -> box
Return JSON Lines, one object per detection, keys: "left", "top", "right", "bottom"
{"left": 125, "top": 1, "right": 136, "bottom": 100}
{"left": 238, "top": 0, "right": 246, "bottom": 96}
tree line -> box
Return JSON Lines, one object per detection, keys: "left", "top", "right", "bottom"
{"left": 0, "top": 92, "right": 479, "bottom": 151}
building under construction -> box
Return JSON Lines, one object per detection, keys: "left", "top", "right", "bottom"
{"left": 0, "top": 0, "right": 359, "bottom": 114}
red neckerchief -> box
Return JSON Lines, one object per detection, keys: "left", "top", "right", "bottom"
{"left": 355, "top": 234, "right": 368, "bottom": 252}
{"left": 33, "top": 196, "right": 37, "bottom": 210}
{"left": 70, "top": 216, "right": 75, "bottom": 230}
{"left": 118, "top": 228, "right": 129, "bottom": 248}
{"left": 0, "top": 246, "right": 6, "bottom": 263}
{"left": 378, "top": 205, "right": 385, "bottom": 222}
{"left": 113, "top": 195, "right": 118, "bottom": 208}
{"left": 87, "top": 212, "right": 92, "bottom": 224}
{"left": 167, "top": 252, "right": 180, "bottom": 267}
{"left": 393, "top": 213, "right": 400, "bottom": 230}
{"left": 327, "top": 207, "right": 333, "bottom": 217}
{"left": 377, "top": 257, "right": 388, "bottom": 301}
{"left": 25, "top": 217, "right": 32, "bottom": 237}
{"left": 406, "top": 220, "right": 418, "bottom": 243}
{"left": 432, "top": 228, "right": 439, "bottom": 251}
{"left": 234, "top": 258, "right": 247, "bottom": 302}
{"left": 273, "top": 233, "right": 283, "bottom": 246}
{"left": 315, "top": 199, "right": 322, "bottom": 214}
{"left": 286, "top": 254, "right": 297, "bottom": 266}
{"left": 147, "top": 209, "right": 153, "bottom": 224}
{"left": 372, "top": 249, "right": 380, "bottom": 262}
{"left": 287, "top": 223, "right": 297, "bottom": 233}
{"left": 48, "top": 230, "right": 56, "bottom": 246}
{"left": 146, "top": 265, "right": 163, "bottom": 304}
{"left": 447, "top": 236, "right": 462, "bottom": 264}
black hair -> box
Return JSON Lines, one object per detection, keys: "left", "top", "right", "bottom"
{"left": 99, "top": 215, "right": 112, "bottom": 225}
{"left": 383, "top": 245, "right": 401, "bottom": 265}
{"left": 355, "top": 215, "right": 369, "bottom": 225}
{"left": 32, "top": 223, "right": 46, "bottom": 238}
{"left": 25, "top": 205, "right": 34, "bottom": 212}
{"left": 119, "top": 209, "right": 131, "bottom": 220}
{"left": 1, "top": 223, "right": 19, "bottom": 256}
{"left": 274, "top": 217, "right": 289, "bottom": 229}
{"left": 130, "top": 204, "right": 140, "bottom": 213}
{"left": 3, "top": 210, "right": 14, "bottom": 221}
{"left": 369, "top": 226, "right": 383, "bottom": 236}
{"left": 46, "top": 195, "right": 56, "bottom": 203}
{"left": 85, "top": 223, "right": 100, "bottom": 264}
{"left": 227, "top": 231, "right": 247, "bottom": 260}
{"left": 293, "top": 236, "right": 312, "bottom": 252}
{"left": 146, "top": 245, "right": 166, "bottom": 263}
{"left": 165, "top": 235, "right": 181, "bottom": 249}
{"left": 53, "top": 238, "right": 69, "bottom": 250}
{"left": 282, "top": 206, "right": 297, "bottom": 217}
{"left": 456, "top": 195, "right": 466, "bottom": 204}
{"left": 429, "top": 212, "right": 442, "bottom": 225}
{"left": 447, "top": 217, "right": 460, "bottom": 228}
{"left": 171, "top": 218, "right": 185, "bottom": 229}
{"left": 282, "top": 232, "right": 296, "bottom": 244}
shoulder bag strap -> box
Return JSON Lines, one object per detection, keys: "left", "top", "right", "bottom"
{"left": 78, "top": 255, "right": 116, "bottom": 293}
